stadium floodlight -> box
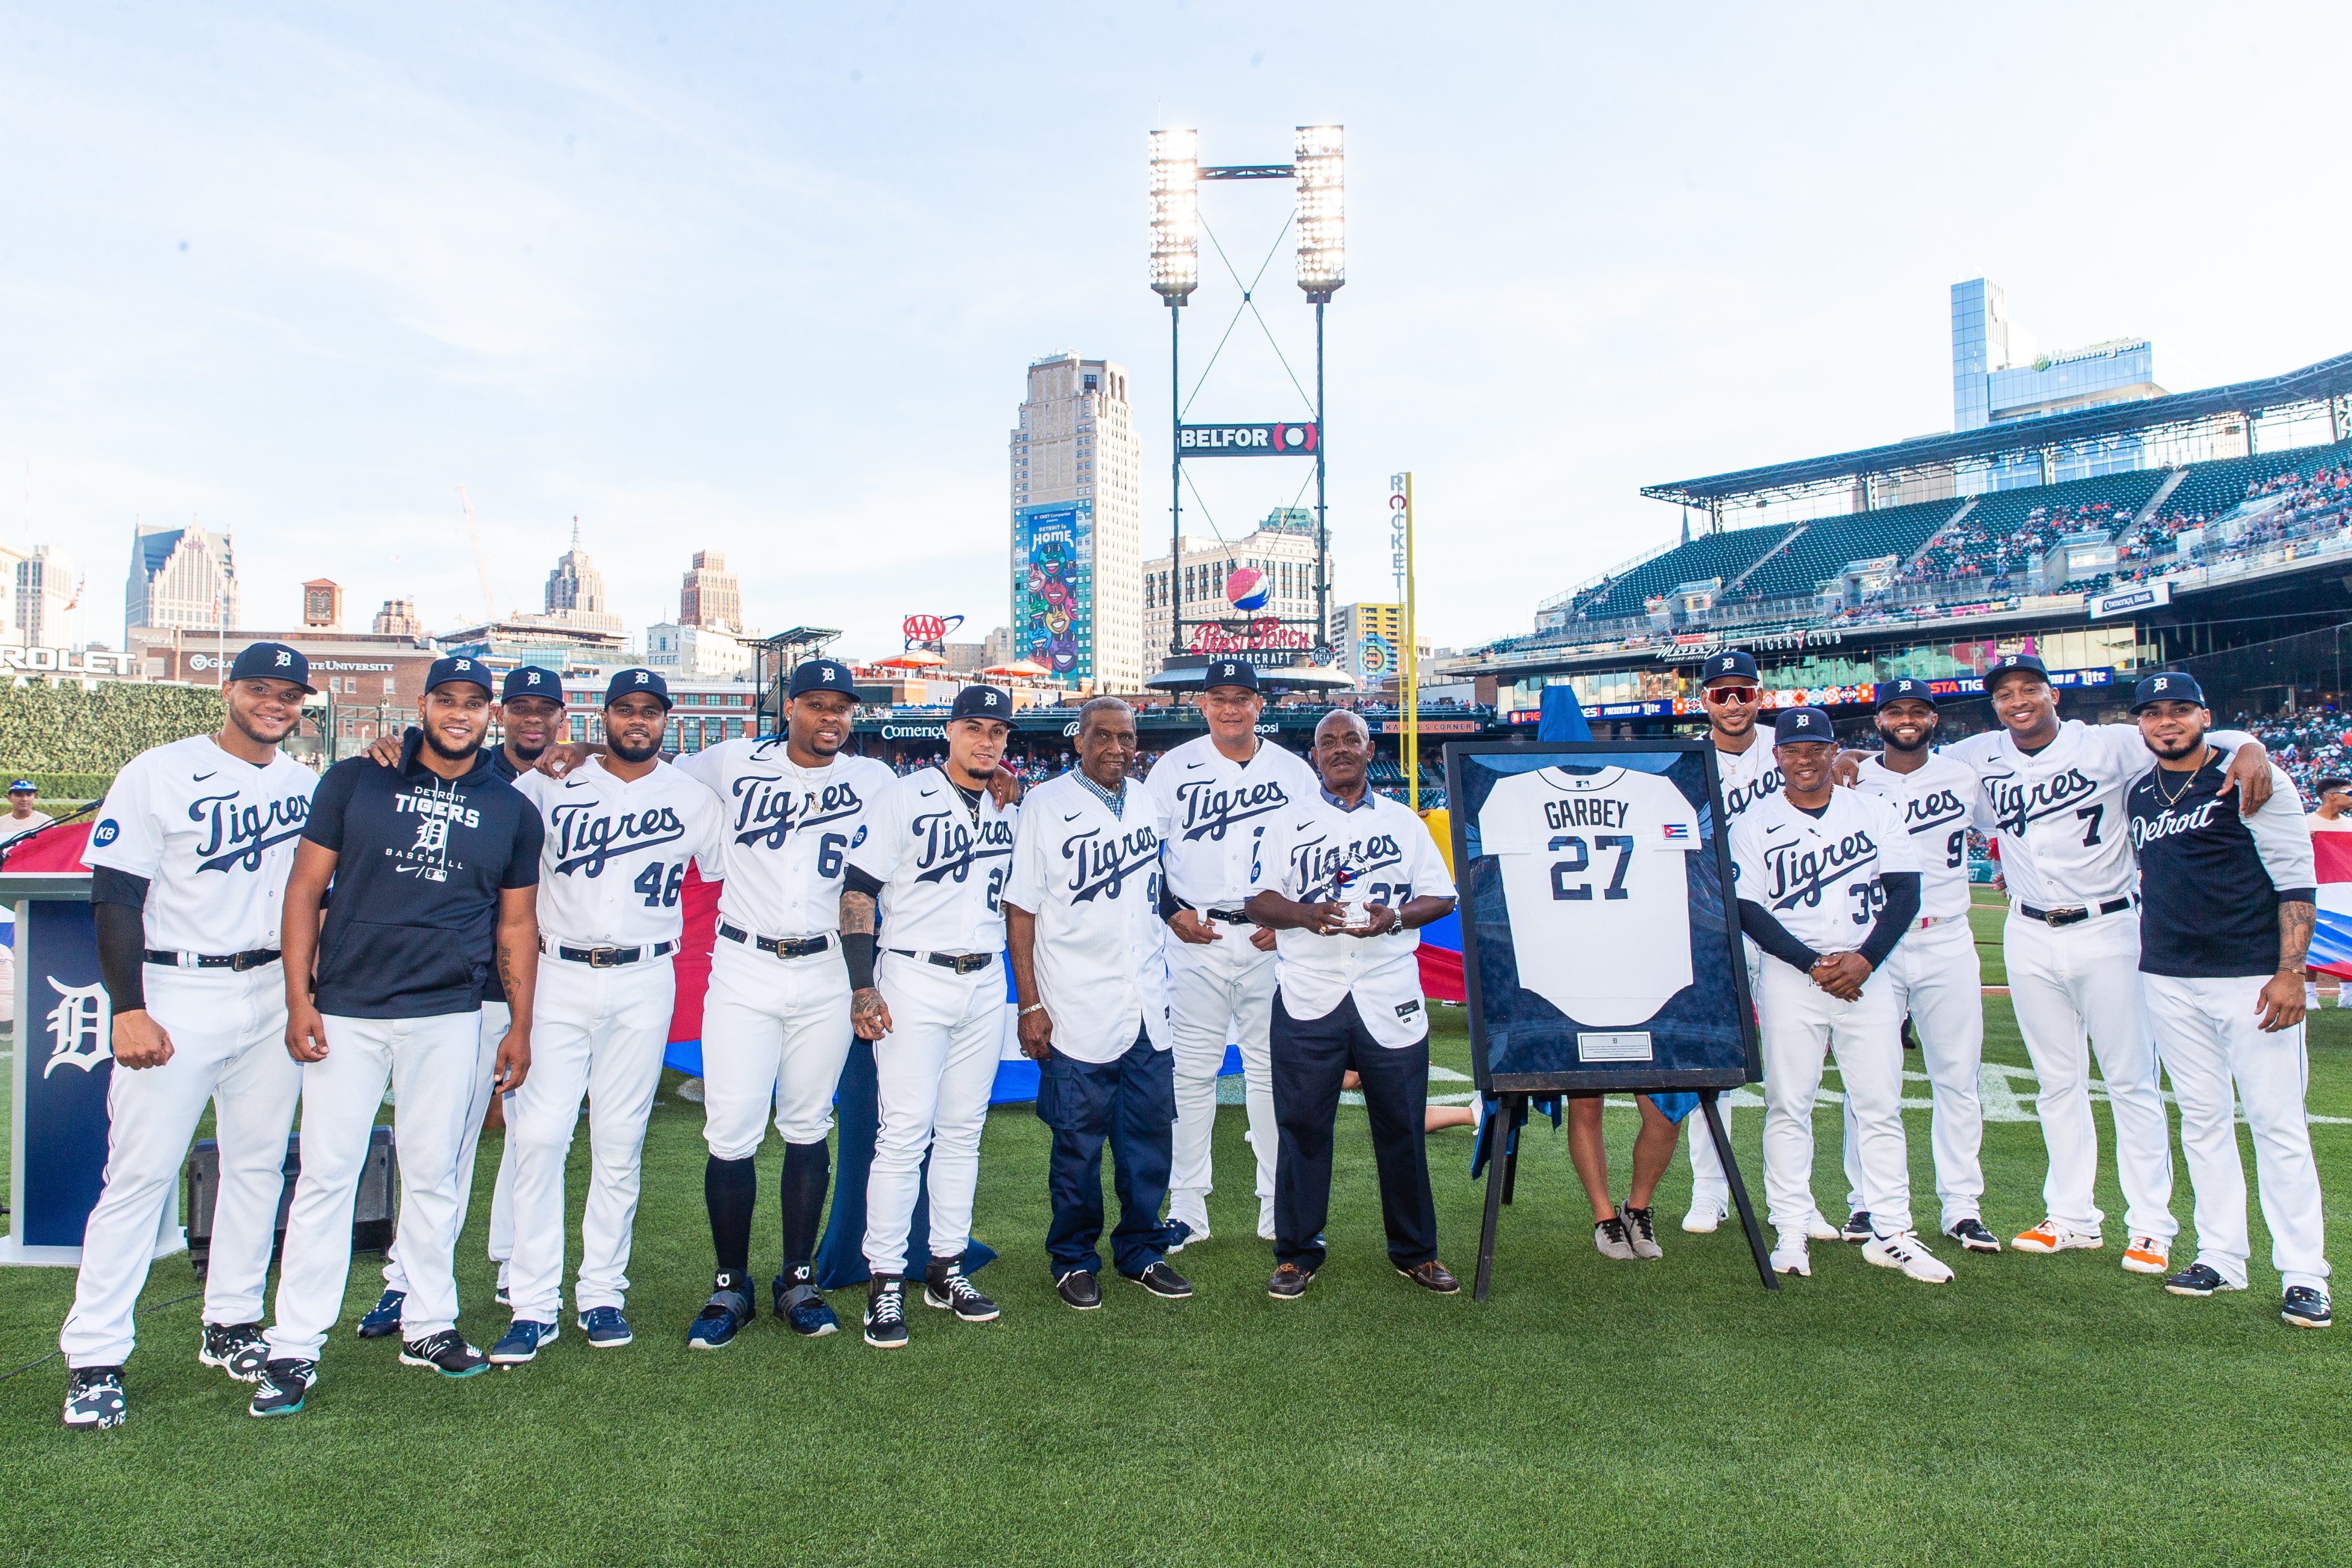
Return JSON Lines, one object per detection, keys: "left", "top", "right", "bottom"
{"left": 1149, "top": 128, "right": 1200, "bottom": 304}
{"left": 1294, "top": 124, "right": 1344, "bottom": 302}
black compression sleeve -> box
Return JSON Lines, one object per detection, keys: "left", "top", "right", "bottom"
{"left": 1159, "top": 876, "right": 1183, "bottom": 922}
{"left": 94, "top": 897, "right": 149, "bottom": 1017}
{"left": 1856, "top": 873, "right": 1922, "bottom": 970}
{"left": 842, "top": 865, "right": 884, "bottom": 900}
{"left": 1738, "top": 899, "right": 1823, "bottom": 973}
{"left": 841, "top": 931, "right": 876, "bottom": 992}
{"left": 89, "top": 865, "right": 150, "bottom": 909}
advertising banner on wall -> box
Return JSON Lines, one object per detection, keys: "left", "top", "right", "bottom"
{"left": 1177, "top": 422, "right": 1319, "bottom": 456}
{"left": 1014, "top": 500, "right": 1093, "bottom": 682}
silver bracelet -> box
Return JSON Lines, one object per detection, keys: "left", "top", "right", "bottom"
{"left": 1018, "top": 1002, "right": 1049, "bottom": 1018}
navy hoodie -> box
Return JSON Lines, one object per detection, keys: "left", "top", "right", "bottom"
{"left": 303, "top": 730, "right": 542, "bottom": 1019}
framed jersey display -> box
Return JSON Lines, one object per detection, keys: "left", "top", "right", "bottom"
{"left": 1445, "top": 740, "right": 1762, "bottom": 1095}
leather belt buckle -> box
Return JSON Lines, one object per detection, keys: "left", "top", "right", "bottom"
{"left": 587, "top": 946, "right": 621, "bottom": 968}
{"left": 1204, "top": 908, "right": 1252, "bottom": 925}
{"left": 228, "top": 949, "right": 277, "bottom": 973}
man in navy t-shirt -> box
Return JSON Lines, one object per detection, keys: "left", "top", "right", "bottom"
{"left": 252, "top": 656, "right": 544, "bottom": 1416}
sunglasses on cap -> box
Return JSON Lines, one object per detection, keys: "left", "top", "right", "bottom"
{"left": 1703, "top": 685, "right": 1760, "bottom": 704}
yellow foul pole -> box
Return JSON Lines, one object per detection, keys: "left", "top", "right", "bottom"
{"left": 1401, "top": 472, "right": 1418, "bottom": 811}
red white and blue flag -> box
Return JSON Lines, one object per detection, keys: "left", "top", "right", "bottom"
{"left": 2309, "top": 833, "right": 2352, "bottom": 978}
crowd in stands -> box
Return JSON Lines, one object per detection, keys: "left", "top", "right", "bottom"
{"left": 1890, "top": 497, "right": 2134, "bottom": 598}
{"left": 2237, "top": 710, "right": 2352, "bottom": 807}
{"left": 2114, "top": 458, "right": 2352, "bottom": 586}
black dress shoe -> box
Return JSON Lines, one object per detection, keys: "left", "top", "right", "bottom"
{"left": 1055, "top": 1271, "right": 1102, "bottom": 1310}
{"left": 1123, "top": 1260, "right": 1193, "bottom": 1299}
{"left": 1396, "top": 1259, "right": 1461, "bottom": 1295}
{"left": 1267, "top": 1263, "right": 1314, "bottom": 1300}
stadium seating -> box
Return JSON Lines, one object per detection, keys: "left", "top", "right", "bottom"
{"left": 1731, "top": 497, "right": 1965, "bottom": 603}
{"left": 2155, "top": 439, "right": 2352, "bottom": 528}
{"left": 1894, "top": 469, "right": 2167, "bottom": 596}
{"left": 1562, "top": 522, "right": 1796, "bottom": 625}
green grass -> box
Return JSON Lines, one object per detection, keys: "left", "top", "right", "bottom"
{"left": 5, "top": 1000, "right": 2350, "bottom": 1566}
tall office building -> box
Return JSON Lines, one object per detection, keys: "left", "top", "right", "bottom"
{"left": 125, "top": 521, "right": 237, "bottom": 638}
{"left": 17, "top": 545, "right": 79, "bottom": 648}
{"left": 1143, "top": 507, "right": 1325, "bottom": 668}
{"left": 373, "top": 598, "right": 424, "bottom": 637}
{"left": 679, "top": 549, "right": 742, "bottom": 632}
{"left": 1951, "top": 278, "right": 2164, "bottom": 489}
{"left": 1009, "top": 353, "right": 1144, "bottom": 691}
{"left": 544, "top": 522, "right": 623, "bottom": 632}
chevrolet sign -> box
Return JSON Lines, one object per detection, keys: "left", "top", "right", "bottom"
{"left": 1178, "top": 422, "right": 1319, "bottom": 456}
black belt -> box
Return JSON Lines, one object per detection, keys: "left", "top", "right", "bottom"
{"left": 888, "top": 948, "right": 995, "bottom": 975}
{"left": 1201, "top": 908, "right": 1255, "bottom": 925}
{"left": 541, "top": 938, "right": 677, "bottom": 967}
{"left": 2017, "top": 897, "right": 2133, "bottom": 928}
{"left": 143, "top": 947, "right": 280, "bottom": 971}
{"left": 718, "top": 923, "right": 833, "bottom": 961}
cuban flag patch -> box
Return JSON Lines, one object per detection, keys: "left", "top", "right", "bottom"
{"left": 1659, "top": 822, "right": 1690, "bottom": 843}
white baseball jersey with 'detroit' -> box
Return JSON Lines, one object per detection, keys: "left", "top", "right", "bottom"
{"left": 514, "top": 757, "right": 725, "bottom": 947}
{"left": 846, "top": 766, "right": 1019, "bottom": 954}
{"left": 1475, "top": 765, "right": 1702, "bottom": 1028}
{"left": 1852, "top": 752, "right": 1978, "bottom": 922}
{"left": 1004, "top": 772, "right": 1173, "bottom": 1064}
{"left": 673, "top": 739, "right": 898, "bottom": 939}
{"left": 1730, "top": 787, "right": 1921, "bottom": 957}
{"left": 1147, "top": 734, "right": 1323, "bottom": 911}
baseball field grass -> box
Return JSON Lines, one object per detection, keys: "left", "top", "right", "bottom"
{"left": 4, "top": 991, "right": 2349, "bottom": 1567}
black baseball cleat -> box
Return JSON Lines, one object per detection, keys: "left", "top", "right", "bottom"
{"left": 2282, "top": 1287, "right": 2334, "bottom": 1329}
{"left": 2164, "top": 1263, "right": 2239, "bottom": 1298}
{"left": 1124, "top": 1261, "right": 1193, "bottom": 1299}
{"left": 1841, "top": 1210, "right": 1874, "bottom": 1244}
{"left": 1267, "top": 1263, "right": 1315, "bottom": 1300}
{"left": 248, "top": 1358, "right": 317, "bottom": 1418}
{"left": 688, "top": 1272, "right": 757, "bottom": 1350}
{"left": 1056, "top": 1270, "right": 1103, "bottom": 1310}
{"left": 924, "top": 1258, "right": 999, "bottom": 1323}
{"left": 198, "top": 1321, "right": 270, "bottom": 1382}
{"left": 355, "top": 1288, "right": 405, "bottom": 1339}
{"left": 1945, "top": 1217, "right": 2002, "bottom": 1254}
{"left": 863, "top": 1276, "right": 908, "bottom": 1348}
{"left": 400, "top": 1330, "right": 489, "bottom": 1377}
{"left": 62, "top": 1366, "right": 126, "bottom": 1430}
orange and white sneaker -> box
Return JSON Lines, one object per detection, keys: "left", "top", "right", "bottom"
{"left": 2122, "top": 1235, "right": 2171, "bottom": 1275}
{"left": 2013, "top": 1218, "right": 2103, "bottom": 1254}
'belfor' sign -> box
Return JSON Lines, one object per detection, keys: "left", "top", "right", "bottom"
{"left": 1178, "top": 422, "right": 1319, "bottom": 456}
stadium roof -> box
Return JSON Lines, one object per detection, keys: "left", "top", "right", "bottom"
{"left": 1643, "top": 349, "right": 2352, "bottom": 509}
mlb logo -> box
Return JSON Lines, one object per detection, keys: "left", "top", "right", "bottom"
{"left": 1659, "top": 822, "right": 1690, "bottom": 843}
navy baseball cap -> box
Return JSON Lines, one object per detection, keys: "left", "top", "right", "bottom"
{"left": 1201, "top": 659, "right": 1259, "bottom": 694}
{"left": 789, "top": 659, "right": 860, "bottom": 698}
{"left": 1701, "top": 650, "right": 1759, "bottom": 684}
{"left": 229, "top": 641, "right": 315, "bottom": 692}
{"left": 501, "top": 666, "right": 561, "bottom": 703}
{"left": 1773, "top": 706, "right": 1836, "bottom": 744}
{"left": 424, "top": 655, "right": 492, "bottom": 696}
{"left": 1876, "top": 676, "right": 1939, "bottom": 710}
{"left": 1984, "top": 652, "right": 2049, "bottom": 691}
{"left": 604, "top": 668, "right": 672, "bottom": 709}
{"left": 950, "top": 684, "right": 1013, "bottom": 722}
{"left": 8, "top": 780, "right": 34, "bottom": 793}
{"left": 2131, "top": 671, "right": 2207, "bottom": 712}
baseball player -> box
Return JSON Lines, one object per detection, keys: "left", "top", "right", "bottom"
{"left": 1147, "top": 658, "right": 1322, "bottom": 1246}
{"left": 59, "top": 642, "right": 317, "bottom": 1430}
{"left": 1730, "top": 707, "right": 1944, "bottom": 1283}
{"left": 248, "top": 655, "right": 543, "bottom": 1416}
{"left": 1838, "top": 677, "right": 2001, "bottom": 1253}
{"left": 673, "top": 659, "right": 897, "bottom": 1346}
{"left": 1004, "top": 696, "right": 1190, "bottom": 1310}
{"left": 2127, "top": 672, "right": 2331, "bottom": 1329}
{"left": 488, "top": 669, "right": 724, "bottom": 1362}
{"left": 841, "top": 684, "right": 1020, "bottom": 1347}
{"left": 356, "top": 664, "right": 566, "bottom": 1339}
{"left": 1922, "top": 652, "right": 2270, "bottom": 1271}
{"left": 1242, "top": 710, "right": 1461, "bottom": 1300}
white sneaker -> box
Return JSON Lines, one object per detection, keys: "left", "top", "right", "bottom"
{"left": 1683, "top": 1193, "right": 1729, "bottom": 1234}
{"left": 1806, "top": 1213, "right": 1843, "bottom": 1242}
{"left": 1769, "top": 1234, "right": 1810, "bottom": 1277}
{"left": 1862, "top": 1231, "right": 1954, "bottom": 1284}
{"left": 2012, "top": 1218, "right": 2103, "bottom": 1254}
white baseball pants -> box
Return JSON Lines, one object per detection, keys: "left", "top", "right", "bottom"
{"left": 1686, "top": 943, "right": 1762, "bottom": 1210}
{"left": 505, "top": 957, "right": 677, "bottom": 1322}
{"left": 384, "top": 998, "right": 516, "bottom": 1295}
{"left": 862, "top": 951, "right": 1003, "bottom": 1277}
{"left": 265, "top": 1011, "right": 481, "bottom": 1360}
{"left": 1759, "top": 959, "right": 1913, "bottom": 1239}
{"left": 1165, "top": 930, "right": 1276, "bottom": 1229}
{"left": 1842, "top": 917, "right": 1987, "bottom": 1230}
{"left": 2003, "top": 909, "right": 2175, "bottom": 1240}
{"left": 2145, "top": 974, "right": 2331, "bottom": 1292}
{"left": 61, "top": 966, "right": 299, "bottom": 1368}
{"left": 699, "top": 936, "right": 853, "bottom": 1158}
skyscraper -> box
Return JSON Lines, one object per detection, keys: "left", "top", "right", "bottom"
{"left": 1009, "top": 353, "right": 1143, "bottom": 691}
{"left": 544, "top": 521, "right": 622, "bottom": 632}
{"left": 679, "top": 549, "right": 742, "bottom": 632}
{"left": 125, "top": 520, "right": 237, "bottom": 638}
{"left": 18, "top": 545, "right": 80, "bottom": 648}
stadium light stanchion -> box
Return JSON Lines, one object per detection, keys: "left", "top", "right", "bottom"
{"left": 1296, "top": 125, "right": 1344, "bottom": 653}
{"left": 1150, "top": 128, "right": 1200, "bottom": 659}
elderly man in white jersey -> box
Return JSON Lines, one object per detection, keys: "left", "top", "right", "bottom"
{"left": 1731, "top": 706, "right": 1945, "bottom": 1283}
{"left": 1005, "top": 696, "right": 1191, "bottom": 1309}
{"left": 841, "top": 684, "right": 1020, "bottom": 1347}
{"left": 1837, "top": 677, "right": 2002, "bottom": 1255}
{"left": 1887, "top": 651, "right": 2272, "bottom": 1271}
{"left": 488, "top": 670, "right": 724, "bottom": 1364}
{"left": 60, "top": 643, "right": 318, "bottom": 1430}
{"left": 1148, "top": 657, "right": 1322, "bottom": 1248}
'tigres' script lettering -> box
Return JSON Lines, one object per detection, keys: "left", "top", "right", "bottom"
{"left": 1174, "top": 778, "right": 1291, "bottom": 842}
{"left": 1059, "top": 823, "right": 1162, "bottom": 903}
{"left": 1758, "top": 829, "right": 1881, "bottom": 911}
{"left": 548, "top": 802, "right": 688, "bottom": 877}
{"left": 729, "top": 772, "right": 864, "bottom": 850}
{"left": 1899, "top": 788, "right": 1970, "bottom": 835}
{"left": 189, "top": 791, "right": 311, "bottom": 873}
{"left": 1983, "top": 768, "right": 2098, "bottom": 836}
{"left": 911, "top": 811, "right": 1016, "bottom": 884}
{"left": 1287, "top": 830, "right": 1404, "bottom": 904}
{"left": 1723, "top": 768, "right": 1785, "bottom": 820}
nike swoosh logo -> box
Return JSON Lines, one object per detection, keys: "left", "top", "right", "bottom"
{"left": 918, "top": 788, "right": 939, "bottom": 797}
{"left": 1064, "top": 811, "right": 1083, "bottom": 822}
{"left": 1186, "top": 761, "right": 1205, "bottom": 769}
{"left": 194, "top": 772, "right": 217, "bottom": 782}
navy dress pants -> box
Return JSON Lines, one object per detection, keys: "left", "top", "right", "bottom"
{"left": 1270, "top": 992, "right": 1437, "bottom": 1273}
{"left": 1036, "top": 1026, "right": 1176, "bottom": 1278}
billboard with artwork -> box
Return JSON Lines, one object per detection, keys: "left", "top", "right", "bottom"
{"left": 1013, "top": 500, "right": 1093, "bottom": 682}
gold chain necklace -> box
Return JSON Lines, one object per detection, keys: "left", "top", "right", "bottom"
{"left": 2155, "top": 749, "right": 2210, "bottom": 808}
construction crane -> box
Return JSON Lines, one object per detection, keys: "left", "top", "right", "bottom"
{"left": 456, "top": 485, "right": 500, "bottom": 621}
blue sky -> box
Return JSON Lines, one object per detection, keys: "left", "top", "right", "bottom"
{"left": 5, "top": 2, "right": 2349, "bottom": 660}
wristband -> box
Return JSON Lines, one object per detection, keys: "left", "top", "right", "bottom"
{"left": 1018, "top": 1002, "right": 1048, "bottom": 1018}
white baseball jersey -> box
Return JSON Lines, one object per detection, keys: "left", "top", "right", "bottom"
{"left": 82, "top": 734, "right": 317, "bottom": 954}
{"left": 1147, "top": 733, "right": 1322, "bottom": 911}
{"left": 514, "top": 757, "right": 724, "bottom": 949}
{"left": 1250, "top": 789, "right": 1457, "bottom": 1048}
{"left": 1475, "top": 765, "right": 1703, "bottom": 1027}
{"left": 1943, "top": 720, "right": 2254, "bottom": 909}
{"left": 1853, "top": 752, "right": 1978, "bottom": 921}
{"left": 1713, "top": 734, "right": 1785, "bottom": 827}
{"left": 1730, "top": 787, "right": 1920, "bottom": 959}
{"left": 846, "top": 765, "right": 1019, "bottom": 955}
{"left": 1004, "top": 772, "right": 1173, "bottom": 1063}
{"left": 673, "top": 738, "right": 896, "bottom": 939}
